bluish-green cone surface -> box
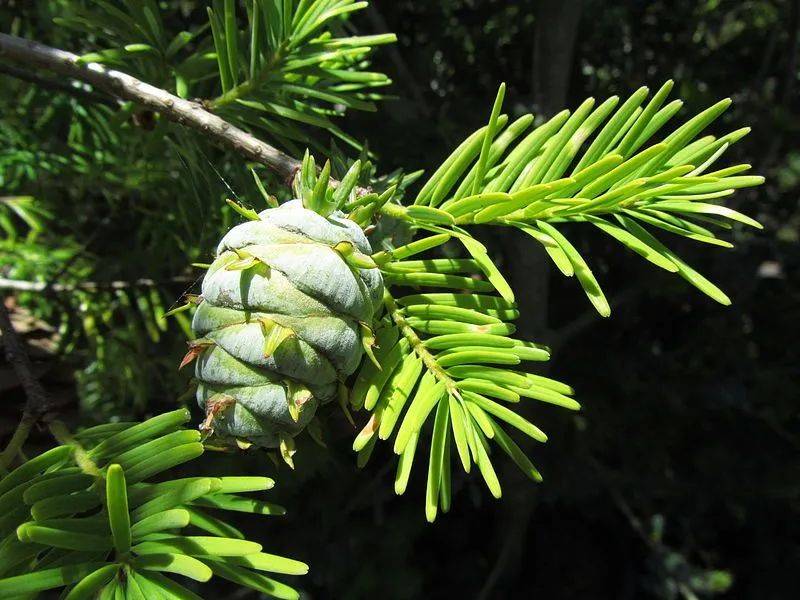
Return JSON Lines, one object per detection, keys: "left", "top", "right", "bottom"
{"left": 193, "top": 200, "right": 383, "bottom": 448}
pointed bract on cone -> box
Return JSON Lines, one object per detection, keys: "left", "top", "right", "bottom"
{"left": 193, "top": 200, "right": 383, "bottom": 448}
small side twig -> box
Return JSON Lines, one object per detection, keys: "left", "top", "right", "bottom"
{"left": 0, "top": 417, "right": 34, "bottom": 474}
{"left": 48, "top": 420, "right": 101, "bottom": 477}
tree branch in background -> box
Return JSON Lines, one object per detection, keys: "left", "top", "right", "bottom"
{"left": 0, "top": 299, "right": 50, "bottom": 416}
{"left": 0, "top": 33, "right": 301, "bottom": 181}
{"left": 532, "top": 0, "right": 582, "bottom": 117}
{"left": 479, "top": 2, "right": 585, "bottom": 594}
{"left": 0, "top": 276, "right": 195, "bottom": 294}
{"left": 758, "top": 0, "right": 799, "bottom": 173}
{"left": 0, "top": 298, "right": 53, "bottom": 469}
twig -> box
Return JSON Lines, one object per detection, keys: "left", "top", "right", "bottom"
{"left": 48, "top": 420, "right": 101, "bottom": 477}
{"left": 476, "top": 528, "right": 524, "bottom": 600}
{"left": 0, "top": 417, "right": 34, "bottom": 474}
{"left": 0, "top": 33, "right": 301, "bottom": 181}
{"left": 0, "top": 33, "right": 384, "bottom": 207}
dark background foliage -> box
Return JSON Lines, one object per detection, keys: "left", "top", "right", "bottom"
{"left": 1, "top": 1, "right": 798, "bottom": 598}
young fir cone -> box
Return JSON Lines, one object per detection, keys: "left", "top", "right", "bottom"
{"left": 191, "top": 199, "right": 383, "bottom": 449}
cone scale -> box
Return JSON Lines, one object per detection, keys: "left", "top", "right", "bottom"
{"left": 192, "top": 200, "right": 383, "bottom": 448}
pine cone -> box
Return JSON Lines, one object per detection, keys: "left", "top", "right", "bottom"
{"left": 192, "top": 200, "right": 383, "bottom": 448}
